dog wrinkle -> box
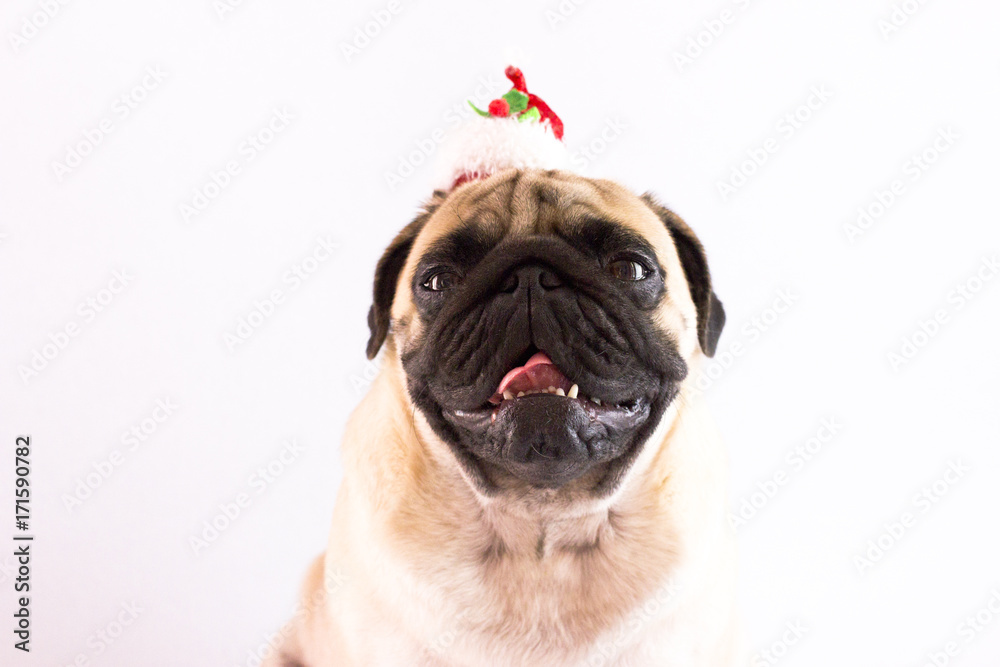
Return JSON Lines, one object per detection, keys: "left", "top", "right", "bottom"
{"left": 535, "top": 529, "right": 546, "bottom": 560}
{"left": 480, "top": 535, "right": 508, "bottom": 565}
{"left": 507, "top": 176, "right": 543, "bottom": 235}
{"left": 503, "top": 169, "right": 523, "bottom": 220}
{"left": 477, "top": 169, "right": 582, "bottom": 236}
{"left": 557, "top": 536, "right": 602, "bottom": 557}
{"left": 578, "top": 297, "right": 630, "bottom": 354}
{"left": 458, "top": 167, "right": 520, "bottom": 209}
{"left": 533, "top": 181, "right": 560, "bottom": 207}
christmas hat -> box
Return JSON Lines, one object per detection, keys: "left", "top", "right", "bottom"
{"left": 435, "top": 66, "right": 570, "bottom": 191}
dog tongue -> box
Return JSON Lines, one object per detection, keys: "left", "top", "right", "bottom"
{"left": 490, "top": 352, "right": 573, "bottom": 404}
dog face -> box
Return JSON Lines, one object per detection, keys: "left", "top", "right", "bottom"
{"left": 366, "top": 169, "right": 724, "bottom": 496}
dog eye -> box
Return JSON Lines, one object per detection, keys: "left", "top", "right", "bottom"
{"left": 607, "top": 259, "right": 648, "bottom": 281}
{"left": 423, "top": 271, "right": 461, "bottom": 291}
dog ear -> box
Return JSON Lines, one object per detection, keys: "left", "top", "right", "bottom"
{"left": 366, "top": 191, "right": 447, "bottom": 359}
{"left": 641, "top": 194, "right": 725, "bottom": 357}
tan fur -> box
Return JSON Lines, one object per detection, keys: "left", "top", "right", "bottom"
{"left": 267, "top": 170, "right": 743, "bottom": 667}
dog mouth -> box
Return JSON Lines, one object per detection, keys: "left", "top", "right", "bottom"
{"left": 440, "top": 347, "right": 654, "bottom": 489}
{"left": 450, "top": 348, "right": 649, "bottom": 429}
{"left": 489, "top": 351, "right": 608, "bottom": 407}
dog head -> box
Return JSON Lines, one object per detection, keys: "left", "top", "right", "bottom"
{"left": 366, "top": 169, "right": 724, "bottom": 497}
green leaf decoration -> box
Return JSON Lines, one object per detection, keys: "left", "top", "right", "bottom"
{"left": 502, "top": 89, "right": 529, "bottom": 114}
{"left": 468, "top": 101, "right": 491, "bottom": 117}
{"left": 518, "top": 106, "right": 541, "bottom": 123}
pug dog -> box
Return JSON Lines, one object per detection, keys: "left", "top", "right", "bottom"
{"left": 267, "top": 168, "right": 742, "bottom": 667}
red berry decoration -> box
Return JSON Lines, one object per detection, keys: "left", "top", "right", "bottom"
{"left": 488, "top": 98, "right": 510, "bottom": 117}
{"left": 505, "top": 65, "right": 528, "bottom": 93}
{"left": 466, "top": 66, "right": 564, "bottom": 140}
{"left": 504, "top": 66, "right": 564, "bottom": 140}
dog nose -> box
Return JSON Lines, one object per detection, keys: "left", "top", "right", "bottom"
{"left": 501, "top": 264, "right": 563, "bottom": 292}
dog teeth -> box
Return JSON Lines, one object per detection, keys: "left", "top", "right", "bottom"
{"left": 504, "top": 385, "right": 595, "bottom": 400}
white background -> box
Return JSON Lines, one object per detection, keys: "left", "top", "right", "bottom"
{"left": 1, "top": 0, "right": 999, "bottom": 665}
